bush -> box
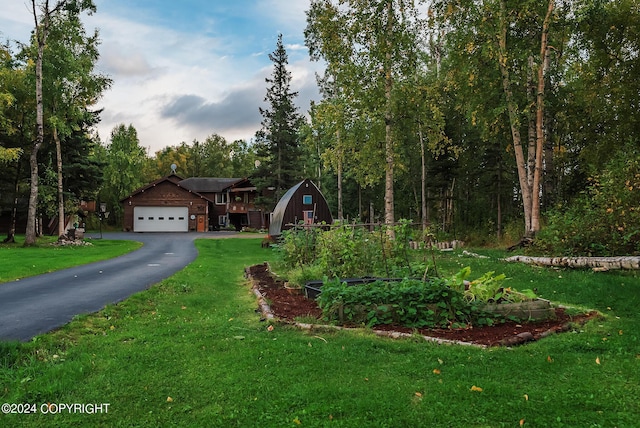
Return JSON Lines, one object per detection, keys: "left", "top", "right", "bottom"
{"left": 276, "top": 220, "right": 420, "bottom": 278}
{"left": 535, "top": 145, "right": 640, "bottom": 256}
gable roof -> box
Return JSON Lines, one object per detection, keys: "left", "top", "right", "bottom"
{"left": 120, "top": 174, "right": 204, "bottom": 202}
{"left": 121, "top": 176, "right": 259, "bottom": 204}
{"left": 178, "top": 177, "right": 242, "bottom": 193}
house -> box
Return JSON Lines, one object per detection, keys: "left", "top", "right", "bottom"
{"left": 121, "top": 175, "right": 265, "bottom": 232}
{"left": 268, "top": 178, "right": 333, "bottom": 237}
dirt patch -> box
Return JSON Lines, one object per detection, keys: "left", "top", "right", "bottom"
{"left": 246, "top": 263, "right": 600, "bottom": 347}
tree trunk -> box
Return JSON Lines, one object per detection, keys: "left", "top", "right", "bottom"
{"left": 55, "top": 126, "right": 66, "bottom": 237}
{"left": 530, "top": 0, "right": 554, "bottom": 233}
{"left": 497, "top": 162, "right": 502, "bottom": 240}
{"left": 498, "top": 0, "right": 533, "bottom": 237}
{"left": 336, "top": 129, "right": 343, "bottom": 221}
{"left": 383, "top": 0, "right": 395, "bottom": 236}
{"left": 504, "top": 255, "right": 640, "bottom": 271}
{"left": 3, "top": 162, "right": 21, "bottom": 244}
{"left": 25, "top": 26, "right": 45, "bottom": 246}
{"left": 419, "top": 124, "right": 428, "bottom": 232}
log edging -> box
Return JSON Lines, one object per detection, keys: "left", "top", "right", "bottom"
{"left": 503, "top": 255, "right": 640, "bottom": 270}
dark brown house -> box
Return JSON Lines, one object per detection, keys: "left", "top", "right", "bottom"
{"left": 268, "top": 178, "right": 333, "bottom": 237}
{"left": 121, "top": 175, "right": 265, "bottom": 232}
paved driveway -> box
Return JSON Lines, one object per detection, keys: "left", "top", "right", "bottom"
{"left": 0, "top": 231, "right": 245, "bottom": 341}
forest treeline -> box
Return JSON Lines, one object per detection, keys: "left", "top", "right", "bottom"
{"left": 1, "top": 0, "right": 638, "bottom": 255}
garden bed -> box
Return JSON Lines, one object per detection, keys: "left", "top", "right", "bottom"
{"left": 246, "top": 263, "right": 600, "bottom": 347}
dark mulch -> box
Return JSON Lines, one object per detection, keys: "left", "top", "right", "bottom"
{"left": 246, "top": 263, "right": 599, "bottom": 347}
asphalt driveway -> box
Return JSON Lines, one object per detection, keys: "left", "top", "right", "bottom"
{"left": 0, "top": 231, "right": 246, "bottom": 341}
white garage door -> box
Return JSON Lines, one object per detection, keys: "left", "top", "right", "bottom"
{"left": 133, "top": 206, "right": 189, "bottom": 232}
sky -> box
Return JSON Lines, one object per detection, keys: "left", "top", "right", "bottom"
{"left": 0, "top": 0, "right": 324, "bottom": 154}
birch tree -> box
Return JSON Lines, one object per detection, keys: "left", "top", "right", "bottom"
{"left": 25, "top": 0, "right": 96, "bottom": 245}
{"left": 434, "top": 0, "right": 561, "bottom": 237}
{"left": 306, "top": 0, "right": 427, "bottom": 232}
{"left": 44, "top": 8, "right": 109, "bottom": 237}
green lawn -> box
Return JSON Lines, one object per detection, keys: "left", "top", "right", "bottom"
{"left": 0, "top": 239, "right": 638, "bottom": 427}
{"left": 0, "top": 237, "right": 142, "bottom": 283}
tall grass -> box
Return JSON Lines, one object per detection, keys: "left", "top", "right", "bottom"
{"left": 0, "top": 240, "right": 638, "bottom": 427}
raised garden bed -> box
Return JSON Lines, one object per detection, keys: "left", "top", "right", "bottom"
{"left": 246, "top": 263, "right": 600, "bottom": 347}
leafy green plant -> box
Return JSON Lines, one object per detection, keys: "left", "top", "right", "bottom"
{"left": 446, "top": 266, "right": 536, "bottom": 303}
{"left": 283, "top": 264, "right": 325, "bottom": 288}
{"left": 277, "top": 227, "right": 321, "bottom": 268}
{"left": 317, "top": 277, "right": 485, "bottom": 328}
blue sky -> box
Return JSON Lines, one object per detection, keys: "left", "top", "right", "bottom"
{"left": 0, "top": 0, "right": 322, "bottom": 154}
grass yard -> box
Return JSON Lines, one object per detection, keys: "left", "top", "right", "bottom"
{"left": 0, "top": 239, "right": 638, "bottom": 427}
{"left": 0, "top": 237, "right": 142, "bottom": 283}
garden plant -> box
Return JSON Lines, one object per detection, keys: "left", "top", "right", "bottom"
{"left": 274, "top": 223, "right": 544, "bottom": 329}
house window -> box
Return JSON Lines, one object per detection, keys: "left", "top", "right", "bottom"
{"left": 215, "top": 193, "right": 227, "bottom": 205}
{"left": 168, "top": 217, "right": 175, "bottom": 220}
{"left": 158, "top": 217, "right": 164, "bottom": 220}
{"left": 178, "top": 217, "right": 185, "bottom": 220}
{"left": 218, "top": 215, "right": 227, "bottom": 226}
{"left": 241, "top": 214, "right": 249, "bottom": 226}
{"left": 303, "top": 194, "right": 312, "bottom": 205}
{"left": 138, "top": 217, "right": 144, "bottom": 220}
{"left": 148, "top": 217, "right": 154, "bottom": 220}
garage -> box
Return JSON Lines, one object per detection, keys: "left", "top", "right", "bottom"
{"left": 133, "top": 206, "right": 189, "bottom": 232}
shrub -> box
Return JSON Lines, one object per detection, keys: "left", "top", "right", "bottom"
{"left": 277, "top": 220, "right": 420, "bottom": 279}
{"left": 535, "top": 145, "right": 640, "bottom": 256}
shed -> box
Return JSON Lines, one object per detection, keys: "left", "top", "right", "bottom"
{"left": 268, "top": 179, "right": 333, "bottom": 237}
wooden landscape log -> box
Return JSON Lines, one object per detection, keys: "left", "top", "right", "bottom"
{"left": 481, "top": 299, "right": 555, "bottom": 321}
{"left": 503, "top": 255, "right": 640, "bottom": 270}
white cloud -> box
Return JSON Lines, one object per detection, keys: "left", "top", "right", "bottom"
{"left": 0, "top": 0, "right": 324, "bottom": 154}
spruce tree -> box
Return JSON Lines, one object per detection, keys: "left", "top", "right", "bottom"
{"left": 254, "top": 33, "right": 303, "bottom": 208}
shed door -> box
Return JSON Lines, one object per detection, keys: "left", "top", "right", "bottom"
{"left": 133, "top": 206, "right": 189, "bottom": 232}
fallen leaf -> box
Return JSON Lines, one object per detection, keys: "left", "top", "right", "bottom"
{"left": 293, "top": 417, "right": 301, "bottom": 425}
{"left": 267, "top": 325, "right": 274, "bottom": 331}
{"left": 520, "top": 419, "right": 525, "bottom": 426}
{"left": 547, "top": 355, "right": 553, "bottom": 363}
{"left": 619, "top": 330, "right": 623, "bottom": 335}
{"left": 181, "top": 306, "right": 186, "bottom": 310}
{"left": 433, "top": 369, "right": 441, "bottom": 375}
{"left": 470, "top": 385, "right": 483, "bottom": 392}
{"left": 438, "top": 358, "right": 444, "bottom": 365}
{"left": 166, "top": 396, "right": 173, "bottom": 402}
{"left": 110, "top": 325, "right": 115, "bottom": 330}
{"left": 415, "top": 392, "right": 423, "bottom": 397}
{"left": 596, "top": 357, "right": 601, "bottom": 365}
{"left": 524, "top": 394, "right": 529, "bottom": 401}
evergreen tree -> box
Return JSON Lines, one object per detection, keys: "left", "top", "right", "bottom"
{"left": 253, "top": 34, "right": 303, "bottom": 208}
